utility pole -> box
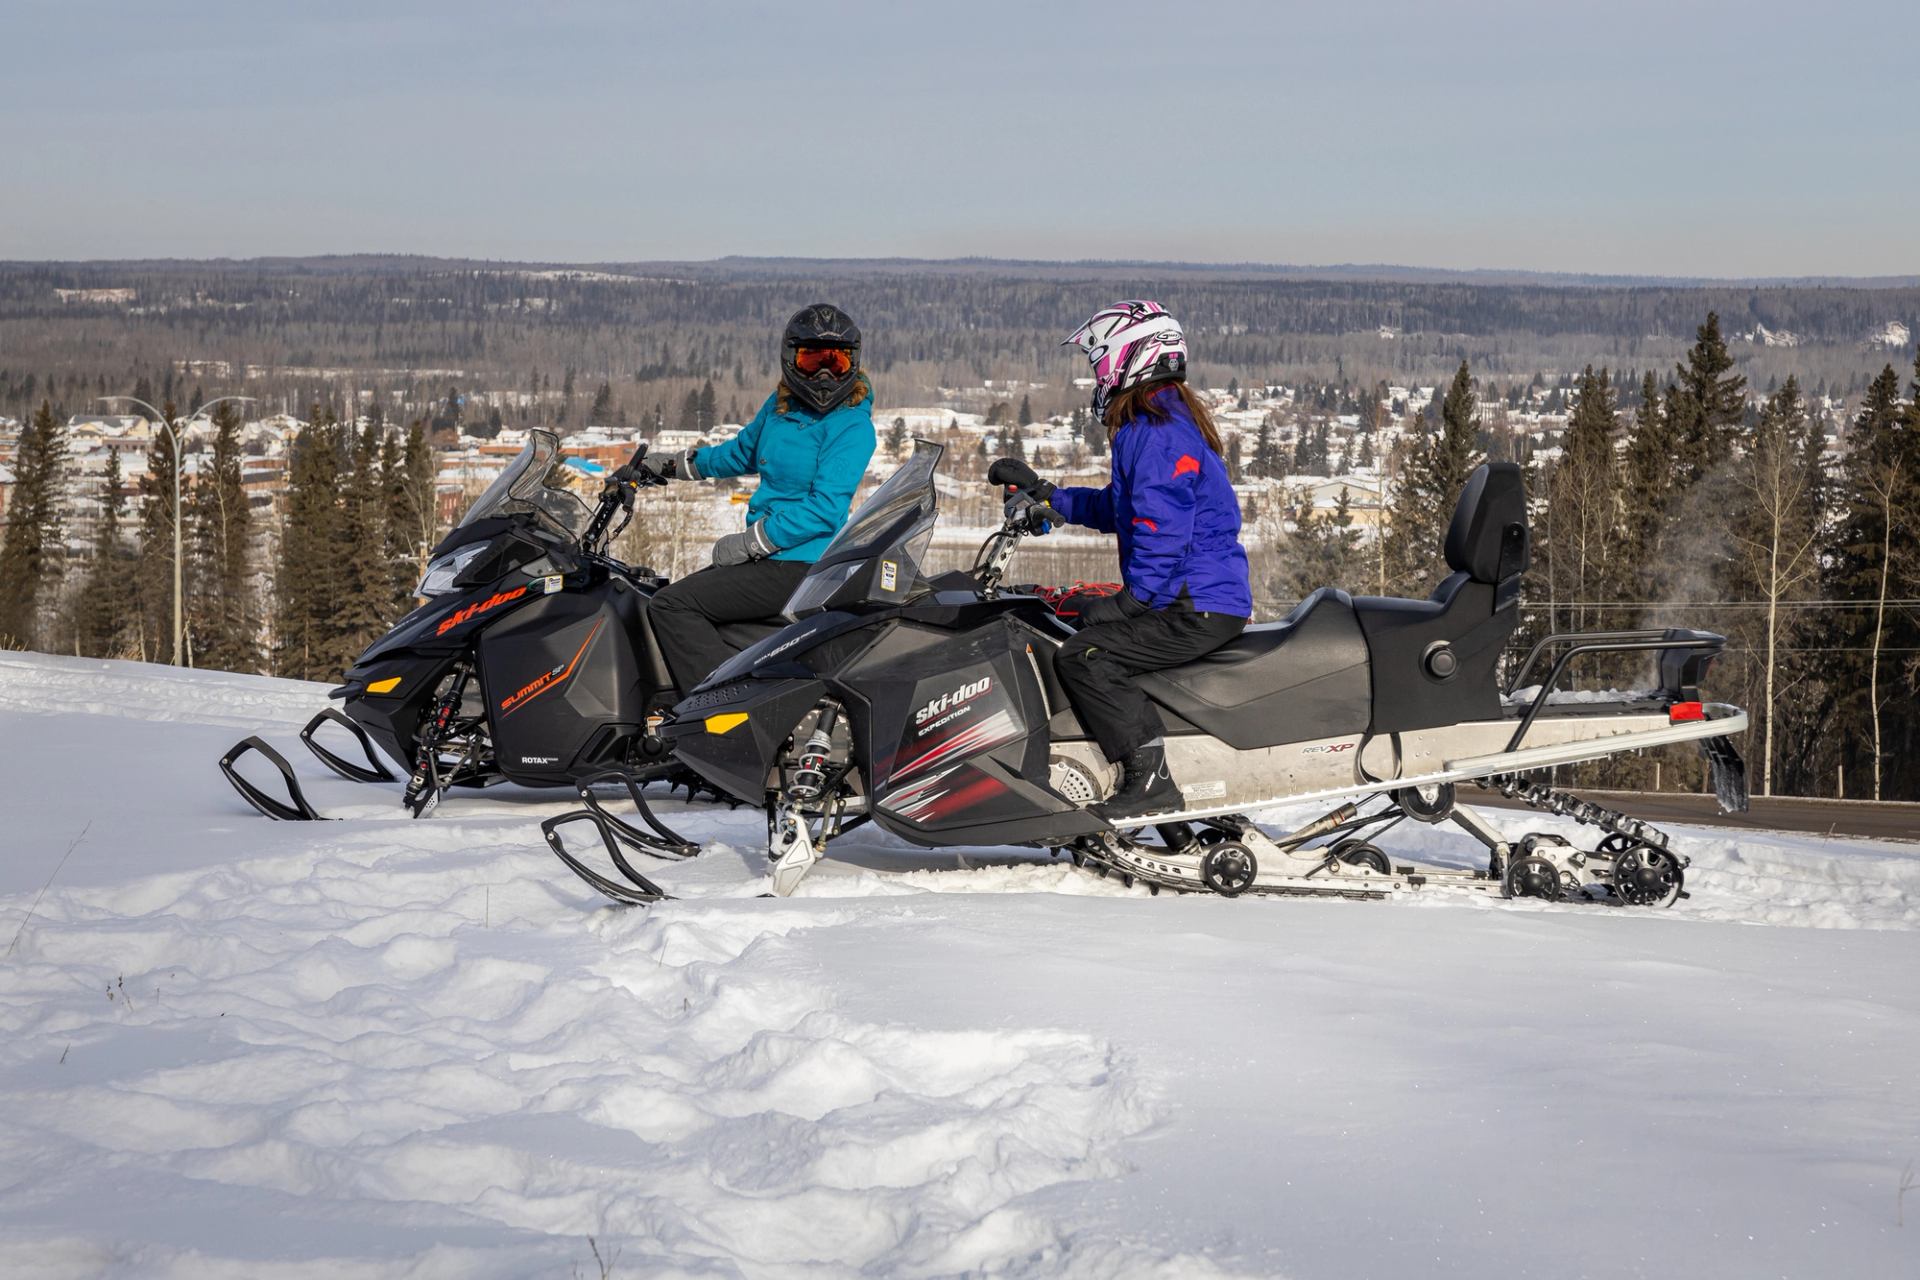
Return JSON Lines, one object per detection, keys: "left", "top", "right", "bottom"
{"left": 99, "top": 394, "right": 256, "bottom": 665}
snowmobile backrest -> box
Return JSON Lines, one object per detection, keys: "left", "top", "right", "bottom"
{"left": 1443, "top": 463, "right": 1529, "bottom": 590}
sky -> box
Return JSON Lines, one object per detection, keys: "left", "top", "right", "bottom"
{"left": 3, "top": 0, "right": 1916, "bottom": 278}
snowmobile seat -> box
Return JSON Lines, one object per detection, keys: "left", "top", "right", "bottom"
{"left": 1134, "top": 587, "right": 1374, "bottom": 750}
{"left": 630, "top": 593, "right": 788, "bottom": 694}
{"left": 1351, "top": 462, "right": 1531, "bottom": 734}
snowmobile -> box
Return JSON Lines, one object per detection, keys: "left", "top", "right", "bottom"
{"left": 546, "top": 441, "right": 1749, "bottom": 908}
{"left": 218, "top": 428, "right": 780, "bottom": 836}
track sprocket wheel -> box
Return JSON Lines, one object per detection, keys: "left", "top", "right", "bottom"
{"left": 1611, "top": 844, "right": 1685, "bottom": 907}
{"left": 1200, "top": 842, "right": 1258, "bottom": 897}
{"left": 1394, "top": 782, "right": 1456, "bottom": 824}
{"left": 1332, "top": 839, "right": 1392, "bottom": 875}
{"left": 1503, "top": 853, "right": 1563, "bottom": 901}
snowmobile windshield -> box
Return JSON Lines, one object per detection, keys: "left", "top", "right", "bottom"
{"left": 455, "top": 429, "right": 595, "bottom": 543}
{"left": 784, "top": 440, "right": 942, "bottom": 619}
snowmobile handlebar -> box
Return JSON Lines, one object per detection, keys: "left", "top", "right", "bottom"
{"left": 972, "top": 487, "right": 1063, "bottom": 595}
{"left": 582, "top": 443, "right": 661, "bottom": 554}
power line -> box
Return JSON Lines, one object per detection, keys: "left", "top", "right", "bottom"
{"left": 1521, "top": 599, "right": 1920, "bottom": 609}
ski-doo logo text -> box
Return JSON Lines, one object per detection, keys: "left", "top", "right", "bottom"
{"left": 915, "top": 676, "right": 992, "bottom": 727}
{"left": 436, "top": 586, "right": 526, "bottom": 636}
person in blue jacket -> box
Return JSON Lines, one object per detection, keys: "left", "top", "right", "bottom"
{"left": 627, "top": 303, "right": 878, "bottom": 695}
{"left": 992, "top": 301, "right": 1252, "bottom": 820}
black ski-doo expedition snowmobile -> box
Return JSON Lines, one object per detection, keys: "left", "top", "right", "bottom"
{"left": 219, "top": 428, "right": 781, "bottom": 834}
{"left": 547, "top": 441, "right": 1749, "bottom": 908}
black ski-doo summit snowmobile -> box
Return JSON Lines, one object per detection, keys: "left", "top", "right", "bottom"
{"left": 219, "top": 428, "right": 782, "bottom": 833}
{"left": 549, "top": 441, "right": 1749, "bottom": 908}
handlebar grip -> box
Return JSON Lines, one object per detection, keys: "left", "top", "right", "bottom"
{"left": 627, "top": 441, "right": 650, "bottom": 469}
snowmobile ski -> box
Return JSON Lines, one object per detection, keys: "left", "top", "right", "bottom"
{"left": 572, "top": 769, "right": 700, "bottom": 857}
{"left": 300, "top": 708, "right": 396, "bottom": 784}
{"left": 539, "top": 809, "right": 673, "bottom": 905}
{"left": 219, "top": 737, "right": 327, "bottom": 821}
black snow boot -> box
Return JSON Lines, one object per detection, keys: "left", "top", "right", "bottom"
{"left": 1093, "top": 742, "right": 1182, "bottom": 822}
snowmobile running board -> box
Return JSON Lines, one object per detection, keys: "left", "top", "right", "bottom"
{"left": 1112, "top": 706, "right": 1750, "bottom": 828}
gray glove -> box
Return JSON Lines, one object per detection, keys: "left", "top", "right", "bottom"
{"left": 711, "top": 522, "right": 777, "bottom": 567}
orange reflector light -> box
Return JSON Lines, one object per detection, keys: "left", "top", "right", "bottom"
{"left": 1669, "top": 701, "right": 1705, "bottom": 721}
{"left": 366, "top": 676, "right": 402, "bottom": 694}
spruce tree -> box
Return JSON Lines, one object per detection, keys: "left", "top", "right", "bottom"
{"left": 0, "top": 401, "right": 69, "bottom": 648}
{"left": 332, "top": 420, "right": 395, "bottom": 673}
{"left": 1539, "top": 366, "right": 1619, "bottom": 633}
{"left": 187, "top": 400, "right": 259, "bottom": 672}
{"left": 1620, "top": 370, "right": 1672, "bottom": 524}
{"left": 75, "top": 447, "right": 129, "bottom": 657}
{"left": 1383, "top": 361, "right": 1481, "bottom": 593}
{"left": 1824, "top": 364, "right": 1918, "bottom": 800}
{"left": 272, "top": 412, "right": 345, "bottom": 679}
{"left": 1667, "top": 311, "right": 1746, "bottom": 488}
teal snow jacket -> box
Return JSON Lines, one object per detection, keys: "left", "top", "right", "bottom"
{"left": 690, "top": 378, "right": 878, "bottom": 562}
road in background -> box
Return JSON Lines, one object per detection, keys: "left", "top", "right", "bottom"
{"left": 1476, "top": 787, "right": 1918, "bottom": 842}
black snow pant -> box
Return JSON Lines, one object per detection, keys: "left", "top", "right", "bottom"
{"left": 649, "top": 559, "right": 812, "bottom": 696}
{"left": 1055, "top": 604, "right": 1248, "bottom": 762}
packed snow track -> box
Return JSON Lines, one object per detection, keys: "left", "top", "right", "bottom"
{"left": 2, "top": 652, "right": 1917, "bottom": 1278}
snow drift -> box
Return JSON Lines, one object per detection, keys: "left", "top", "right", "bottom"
{"left": 1, "top": 650, "right": 1917, "bottom": 1278}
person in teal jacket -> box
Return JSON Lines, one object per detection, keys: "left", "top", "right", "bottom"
{"left": 632, "top": 303, "right": 878, "bottom": 694}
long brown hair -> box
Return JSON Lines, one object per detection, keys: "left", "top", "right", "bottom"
{"left": 1102, "top": 381, "right": 1224, "bottom": 454}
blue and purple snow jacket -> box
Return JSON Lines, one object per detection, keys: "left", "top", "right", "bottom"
{"left": 1049, "top": 388, "right": 1253, "bottom": 617}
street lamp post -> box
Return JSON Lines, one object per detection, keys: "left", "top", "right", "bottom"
{"left": 98, "top": 394, "right": 257, "bottom": 666}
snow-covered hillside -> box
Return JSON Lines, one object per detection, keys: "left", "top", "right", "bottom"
{"left": 2, "top": 651, "right": 1917, "bottom": 1278}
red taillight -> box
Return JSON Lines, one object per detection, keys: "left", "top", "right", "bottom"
{"left": 1669, "top": 701, "right": 1705, "bottom": 722}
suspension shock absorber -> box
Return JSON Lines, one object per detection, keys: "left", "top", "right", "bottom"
{"left": 405, "top": 664, "right": 471, "bottom": 810}
{"left": 786, "top": 700, "right": 842, "bottom": 802}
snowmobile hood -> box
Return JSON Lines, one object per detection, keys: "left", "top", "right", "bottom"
{"left": 695, "top": 607, "right": 874, "bottom": 689}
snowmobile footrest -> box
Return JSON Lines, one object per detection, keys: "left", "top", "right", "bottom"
{"left": 220, "top": 737, "right": 327, "bottom": 821}
{"left": 541, "top": 810, "right": 673, "bottom": 906}
{"left": 301, "top": 708, "right": 397, "bottom": 783}
{"left": 576, "top": 769, "right": 699, "bottom": 857}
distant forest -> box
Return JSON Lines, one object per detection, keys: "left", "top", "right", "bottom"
{"left": 1, "top": 257, "right": 1914, "bottom": 427}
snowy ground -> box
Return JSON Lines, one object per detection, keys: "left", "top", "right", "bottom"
{"left": 2, "top": 650, "right": 1917, "bottom": 1279}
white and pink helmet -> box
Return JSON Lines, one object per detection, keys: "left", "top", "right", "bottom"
{"left": 1063, "top": 300, "right": 1188, "bottom": 417}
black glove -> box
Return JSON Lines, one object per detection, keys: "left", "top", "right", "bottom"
{"left": 1079, "top": 588, "right": 1150, "bottom": 628}
{"left": 1003, "top": 489, "right": 1060, "bottom": 535}
{"left": 988, "top": 457, "right": 1053, "bottom": 500}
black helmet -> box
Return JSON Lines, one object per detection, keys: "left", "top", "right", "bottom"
{"left": 780, "top": 303, "right": 862, "bottom": 413}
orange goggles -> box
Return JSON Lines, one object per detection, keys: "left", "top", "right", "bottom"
{"left": 793, "top": 346, "right": 853, "bottom": 376}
